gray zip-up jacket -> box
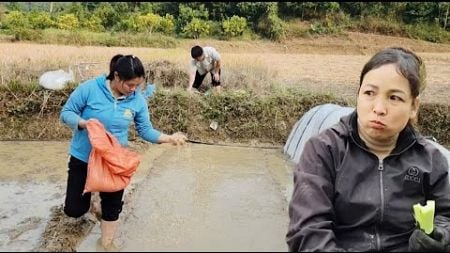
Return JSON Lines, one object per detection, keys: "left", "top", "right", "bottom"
{"left": 286, "top": 111, "right": 450, "bottom": 252}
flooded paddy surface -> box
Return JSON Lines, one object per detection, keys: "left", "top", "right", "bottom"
{"left": 0, "top": 141, "right": 294, "bottom": 252}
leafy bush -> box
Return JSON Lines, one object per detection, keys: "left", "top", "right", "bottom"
{"left": 115, "top": 14, "right": 140, "bottom": 32}
{"left": 405, "top": 22, "right": 450, "bottom": 43}
{"left": 257, "top": 3, "right": 286, "bottom": 41}
{"left": 236, "top": 2, "right": 268, "bottom": 25}
{"left": 82, "top": 15, "right": 104, "bottom": 32}
{"left": 93, "top": 2, "right": 119, "bottom": 29}
{"left": 222, "top": 15, "right": 247, "bottom": 38}
{"left": 28, "top": 11, "right": 54, "bottom": 29}
{"left": 177, "top": 4, "right": 209, "bottom": 31}
{"left": 3, "top": 10, "right": 28, "bottom": 29}
{"left": 357, "top": 16, "right": 405, "bottom": 36}
{"left": 182, "top": 18, "right": 210, "bottom": 39}
{"left": 57, "top": 14, "right": 80, "bottom": 30}
{"left": 13, "top": 27, "right": 43, "bottom": 41}
{"left": 309, "top": 12, "right": 351, "bottom": 35}
{"left": 158, "top": 14, "right": 175, "bottom": 35}
{"left": 137, "top": 13, "right": 162, "bottom": 34}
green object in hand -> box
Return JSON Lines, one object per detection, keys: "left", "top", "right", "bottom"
{"left": 413, "top": 200, "right": 435, "bottom": 235}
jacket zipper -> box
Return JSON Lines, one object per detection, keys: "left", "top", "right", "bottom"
{"left": 375, "top": 159, "right": 384, "bottom": 251}
{"left": 378, "top": 159, "right": 385, "bottom": 222}
{"left": 349, "top": 131, "right": 418, "bottom": 251}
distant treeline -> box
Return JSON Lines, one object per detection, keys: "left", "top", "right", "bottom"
{"left": 1, "top": 2, "right": 449, "bottom": 42}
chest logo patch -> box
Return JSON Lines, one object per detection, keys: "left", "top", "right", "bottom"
{"left": 404, "top": 166, "right": 421, "bottom": 183}
{"left": 124, "top": 109, "right": 133, "bottom": 119}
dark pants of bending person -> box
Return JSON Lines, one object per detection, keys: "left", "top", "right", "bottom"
{"left": 64, "top": 156, "right": 124, "bottom": 221}
{"left": 192, "top": 69, "right": 221, "bottom": 89}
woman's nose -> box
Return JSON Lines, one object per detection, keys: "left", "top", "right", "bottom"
{"left": 372, "top": 98, "right": 387, "bottom": 115}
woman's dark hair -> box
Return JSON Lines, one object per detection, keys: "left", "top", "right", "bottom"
{"left": 359, "top": 47, "right": 426, "bottom": 98}
{"left": 109, "top": 54, "right": 123, "bottom": 74}
{"left": 191, "top": 45, "right": 203, "bottom": 59}
{"left": 106, "top": 54, "right": 145, "bottom": 81}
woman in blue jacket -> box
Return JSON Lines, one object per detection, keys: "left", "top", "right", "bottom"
{"left": 60, "top": 54, "right": 186, "bottom": 251}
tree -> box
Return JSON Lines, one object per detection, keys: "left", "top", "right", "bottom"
{"left": 204, "top": 2, "right": 238, "bottom": 21}
{"left": 177, "top": 4, "right": 209, "bottom": 31}
{"left": 236, "top": 2, "right": 267, "bottom": 25}
{"left": 67, "top": 2, "right": 87, "bottom": 24}
{"left": 257, "top": 3, "right": 286, "bottom": 41}
{"left": 8, "top": 2, "right": 23, "bottom": 11}
{"left": 93, "top": 2, "right": 118, "bottom": 29}
{"left": 402, "top": 2, "right": 439, "bottom": 24}
{"left": 445, "top": 3, "right": 449, "bottom": 29}
{"left": 137, "top": 13, "right": 161, "bottom": 35}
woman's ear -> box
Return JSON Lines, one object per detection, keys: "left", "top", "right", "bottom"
{"left": 410, "top": 96, "right": 421, "bottom": 122}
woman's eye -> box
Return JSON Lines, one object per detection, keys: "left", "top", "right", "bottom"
{"left": 390, "top": 95, "right": 404, "bottom": 102}
{"left": 364, "top": 90, "right": 374, "bottom": 96}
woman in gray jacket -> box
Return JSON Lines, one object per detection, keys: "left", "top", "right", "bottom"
{"left": 286, "top": 47, "right": 450, "bottom": 252}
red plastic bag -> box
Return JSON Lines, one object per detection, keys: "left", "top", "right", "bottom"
{"left": 84, "top": 119, "right": 141, "bottom": 193}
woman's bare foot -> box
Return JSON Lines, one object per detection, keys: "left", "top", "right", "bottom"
{"left": 96, "top": 238, "right": 119, "bottom": 252}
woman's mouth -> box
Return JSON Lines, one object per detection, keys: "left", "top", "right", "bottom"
{"left": 369, "top": 120, "right": 386, "bottom": 130}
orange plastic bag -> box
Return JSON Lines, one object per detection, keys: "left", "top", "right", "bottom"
{"left": 84, "top": 119, "right": 141, "bottom": 193}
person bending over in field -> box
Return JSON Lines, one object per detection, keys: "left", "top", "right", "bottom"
{"left": 187, "top": 45, "right": 222, "bottom": 94}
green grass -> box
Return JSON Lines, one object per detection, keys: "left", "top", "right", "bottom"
{"left": 1, "top": 83, "right": 448, "bottom": 148}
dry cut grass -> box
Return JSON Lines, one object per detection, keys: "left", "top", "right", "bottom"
{"left": 1, "top": 39, "right": 450, "bottom": 104}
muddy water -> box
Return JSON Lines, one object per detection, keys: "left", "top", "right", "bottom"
{"left": 0, "top": 141, "right": 163, "bottom": 251}
{"left": 0, "top": 141, "right": 294, "bottom": 252}
{"left": 0, "top": 141, "right": 69, "bottom": 251}
{"left": 79, "top": 144, "right": 294, "bottom": 252}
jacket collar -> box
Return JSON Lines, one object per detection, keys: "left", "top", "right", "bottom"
{"left": 340, "top": 111, "right": 421, "bottom": 155}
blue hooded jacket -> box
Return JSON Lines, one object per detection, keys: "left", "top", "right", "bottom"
{"left": 60, "top": 75, "right": 161, "bottom": 163}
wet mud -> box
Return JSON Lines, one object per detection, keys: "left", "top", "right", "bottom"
{"left": 0, "top": 141, "right": 294, "bottom": 252}
{"left": 78, "top": 144, "right": 294, "bottom": 252}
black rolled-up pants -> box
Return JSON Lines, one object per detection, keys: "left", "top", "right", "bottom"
{"left": 64, "top": 156, "right": 124, "bottom": 221}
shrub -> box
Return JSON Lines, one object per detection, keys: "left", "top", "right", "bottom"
{"left": 357, "top": 16, "right": 405, "bottom": 36}
{"left": 13, "top": 27, "right": 43, "bottom": 41}
{"left": 3, "top": 10, "right": 28, "bottom": 29}
{"left": 176, "top": 3, "right": 209, "bottom": 31}
{"left": 182, "top": 18, "right": 210, "bottom": 39}
{"left": 137, "top": 13, "right": 162, "bottom": 34}
{"left": 115, "top": 14, "right": 140, "bottom": 32}
{"left": 405, "top": 22, "right": 450, "bottom": 43}
{"left": 158, "top": 14, "right": 175, "bottom": 35}
{"left": 222, "top": 15, "right": 247, "bottom": 38}
{"left": 309, "top": 12, "right": 351, "bottom": 35}
{"left": 257, "top": 4, "right": 286, "bottom": 41}
{"left": 82, "top": 15, "right": 104, "bottom": 32}
{"left": 28, "top": 11, "right": 54, "bottom": 29}
{"left": 57, "top": 14, "right": 80, "bottom": 31}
